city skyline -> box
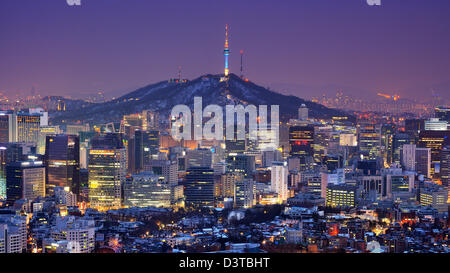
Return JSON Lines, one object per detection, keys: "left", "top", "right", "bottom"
{"left": 1, "top": 0, "right": 450, "bottom": 100}
{"left": 0, "top": 0, "right": 449, "bottom": 257}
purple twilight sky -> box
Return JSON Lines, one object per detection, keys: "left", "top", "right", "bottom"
{"left": 0, "top": 0, "right": 450, "bottom": 100}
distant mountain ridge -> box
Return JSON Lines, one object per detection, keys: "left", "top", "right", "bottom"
{"left": 52, "top": 73, "right": 354, "bottom": 124}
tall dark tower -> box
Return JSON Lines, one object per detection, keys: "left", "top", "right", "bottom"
{"left": 45, "top": 134, "right": 80, "bottom": 195}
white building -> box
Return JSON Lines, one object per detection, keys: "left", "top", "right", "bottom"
{"left": 402, "top": 144, "right": 416, "bottom": 172}
{"left": 424, "top": 118, "right": 448, "bottom": 131}
{"left": 270, "top": 162, "right": 289, "bottom": 203}
{"left": 0, "top": 215, "right": 27, "bottom": 253}
{"left": 298, "top": 104, "right": 309, "bottom": 121}
{"left": 50, "top": 216, "right": 95, "bottom": 253}
{"left": 401, "top": 144, "right": 431, "bottom": 178}
{"left": 29, "top": 108, "right": 48, "bottom": 126}
{"left": 55, "top": 186, "right": 77, "bottom": 207}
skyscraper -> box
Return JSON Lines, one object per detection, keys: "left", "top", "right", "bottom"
{"left": 45, "top": 135, "right": 80, "bottom": 195}
{"left": 289, "top": 125, "right": 314, "bottom": 157}
{"left": 393, "top": 133, "right": 410, "bottom": 164}
{"left": 415, "top": 148, "right": 431, "bottom": 178}
{"left": 0, "top": 112, "right": 13, "bottom": 143}
{"left": 0, "top": 112, "right": 40, "bottom": 144}
{"left": 441, "top": 146, "right": 450, "bottom": 203}
{"left": 0, "top": 143, "right": 31, "bottom": 200}
{"left": 289, "top": 125, "right": 314, "bottom": 170}
{"left": 424, "top": 118, "right": 448, "bottom": 131}
{"left": 358, "top": 121, "right": 381, "bottom": 160}
{"left": 15, "top": 112, "right": 41, "bottom": 144}
{"left": 123, "top": 172, "right": 171, "bottom": 208}
{"left": 401, "top": 144, "right": 416, "bottom": 172}
{"left": 418, "top": 130, "right": 450, "bottom": 178}
{"left": 186, "top": 148, "right": 212, "bottom": 169}
{"left": 88, "top": 133, "right": 127, "bottom": 210}
{"left": 381, "top": 124, "right": 395, "bottom": 165}
{"left": 185, "top": 167, "right": 215, "bottom": 208}
{"left": 235, "top": 179, "right": 255, "bottom": 208}
{"left": 6, "top": 160, "right": 45, "bottom": 205}
{"left": 144, "top": 159, "right": 178, "bottom": 187}
{"left": 226, "top": 154, "right": 255, "bottom": 177}
{"left": 134, "top": 130, "right": 160, "bottom": 172}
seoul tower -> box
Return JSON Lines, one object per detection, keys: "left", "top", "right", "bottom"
{"left": 224, "top": 24, "right": 230, "bottom": 77}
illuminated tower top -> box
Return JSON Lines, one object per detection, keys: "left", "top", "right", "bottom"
{"left": 224, "top": 24, "right": 230, "bottom": 77}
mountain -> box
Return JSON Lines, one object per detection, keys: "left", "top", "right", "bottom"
{"left": 51, "top": 74, "right": 354, "bottom": 124}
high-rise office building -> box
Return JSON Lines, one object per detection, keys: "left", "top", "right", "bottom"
{"left": 6, "top": 160, "right": 45, "bottom": 205}
{"left": 45, "top": 135, "right": 80, "bottom": 195}
{"left": 123, "top": 172, "right": 171, "bottom": 208}
{"left": 307, "top": 174, "right": 326, "bottom": 198}
{"left": 441, "top": 146, "right": 450, "bottom": 202}
{"left": 415, "top": 148, "right": 431, "bottom": 178}
{"left": 134, "top": 130, "right": 160, "bottom": 172}
{"left": 144, "top": 159, "right": 178, "bottom": 187}
{"left": 0, "top": 143, "right": 32, "bottom": 200}
{"left": 381, "top": 124, "right": 395, "bottom": 165}
{"left": 37, "top": 126, "right": 60, "bottom": 155}
{"left": 419, "top": 182, "right": 448, "bottom": 213}
{"left": 401, "top": 144, "right": 416, "bottom": 172}
{"left": 0, "top": 111, "right": 40, "bottom": 144}
{"left": 235, "top": 179, "right": 255, "bottom": 208}
{"left": 226, "top": 154, "right": 255, "bottom": 177}
{"left": 424, "top": 118, "right": 448, "bottom": 131}
{"left": 326, "top": 184, "right": 359, "bottom": 208}
{"left": 385, "top": 172, "right": 415, "bottom": 200}
{"left": 393, "top": 133, "right": 410, "bottom": 164}
{"left": 186, "top": 148, "right": 212, "bottom": 169}
{"left": 185, "top": 167, "right": 215, "bottom": 208}
{"left": 0, "top": 112, "right": 14, "bottom": 143}
{"left": 15, "top": 112, "right": 41, "bottom": 144}
{"left": 262, "top": 149, "right": 282, "bottom": 168}
{"left": 289, "top": 125, "right": 314, "bottom": 158}
{"left": 418, "top": 130, "right": 450, "bottom": 178}
{"left": 357, "top": 121, "right": 381, "bottom": 160}
{"left": 88, "top": 134, "right": 127, "bottom": 210}
{"left": 217, "top": 172, "right": 243, "bottom": 199}
{"left": 404, "top": 119, "right": 424, "bottom": 143}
